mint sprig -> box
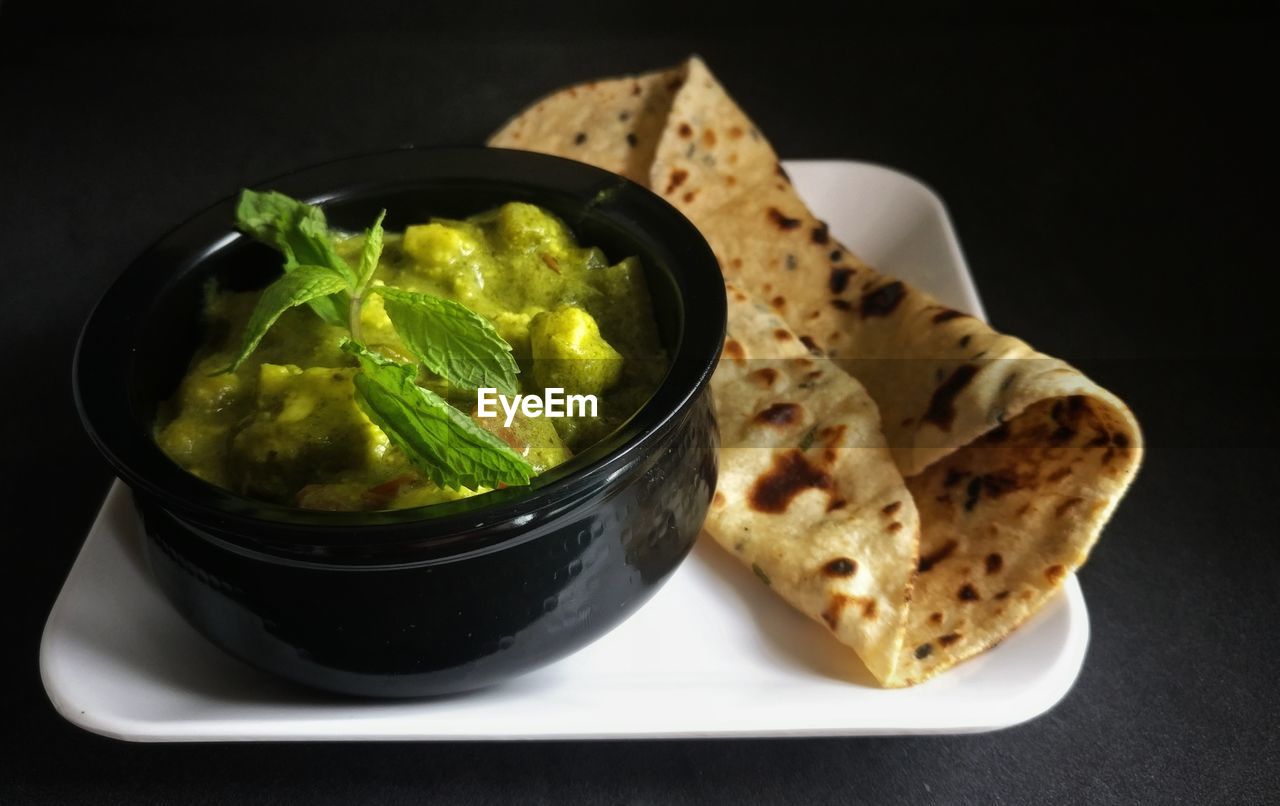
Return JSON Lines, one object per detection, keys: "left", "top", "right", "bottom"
{"left": 344, "top": 341, "right": 533, "bottom": 490}
{"left": 235, "top": 190, "right": 355, "bottom": 326}
{"left": 226, "top": 189, "right": 533, "bottom": 492}
{"left": 376, "top": 287, "right": 520, "bottom": 396}
{"left": 224, "top": 264, "right": 350, "bottom": 372}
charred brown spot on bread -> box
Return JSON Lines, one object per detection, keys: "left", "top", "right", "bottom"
{"left": 799, "top": 335, "right": 821, "bottom": 355}
{"left": 771, "top": 295, "right": 787, "bottom": 310}
{"left": 729, "top": 257, "right": 743, "bottom": 269}
{"left": 1052, "top": 396, "right": 1091, "bottom": 428}
{"left": 826, "top": 498, "right": 847, "bottom": 512}
{"left": 882, "top": 501, "right": 902, "bottom": 515}
{"left": 862, "top": 599, "right": 878, "bottom": 620}
{"left": 573, "top": 132, "right": 587, "bottom": 145}
{"left": 1050, "top": 425, "right": 1076, "bottom": 444}
{"left": 747, "top": 450, "right": 833, "bottom": 514}
{"left": 923, "top": 364, "right": 980, "bottom": 431}
{"left": 829, "top": 249, "right": 843, "bottom": 261}
{"left": 860, "top": 281, "right": 906, "bottom": 317}
{"left": 665, "top": 169, "right": 689, "bottom": 194}
{"left": 1045, "top": 565, "right": 1067, "bottom": 584}
{"left": 683, "top": 189, "right": 698, "bottom": 203}
{"left": 1113, "top": 432, "right": 1130, "bottom": 448}
{"left": 932, "top": 308, "right": 967, "bottom": 324}
{"left": 918, "top": 539, "right": 958, "bottom": 573}
{"left": 958, "top": 583, "right": 980, "bottom": 602}
{"left": 1047, "top": 466, "right": 1073, "bottom": 482}
{"left": 829, "top": 267, "right": 856, "bottom": 295}
{"left": 888, "top": 522, "right": 903, "bottom": 533}
{"left": 754, "top": 402, "right": 802, "bottom": 427}
{"left": 938, "top": 632, "right": 962, "bottom": 647}
{"left": 944, "top": 468, "right": 970, "bottom": 488}
{"left": 728, "top": 125, "right": 744, "bottom": 139}
{"left": 1056, "top": 497, "right": 1084, "bottom": 517}
{"left": 767, "top": 207, "right": 802, "bottom": 230}
{"left": 702, "top": 128, "right": 717, "bottom": 147}
{"left": 821, "top": 594, "right": 848, "bottom": 629}
{"left": 811, "top": 222, "right": 830, "bottom": 245}
{"left": 830, "top": 299, "right": 852, "bottom": 312}
{"left": 677, "top": 122, "right": 693, "bottom": 137}
{"left": 914, "top": 643, "right": 933, "bottom": 660}
{"left": 822, "top": 557, "right": 857, "bottom": 577}
{"left": 982, "top": 472, "right": 1019, "bottom": 498}
{"left": 631, "top": 83, "right": 642, "bottom": 96}
{"left": 959, "top": 335, "right": 971, "bottom": 348}
{"left": 667, "top": 76, "right": 684, "bottom": 92}
{"left": 995, "top": 590, "right": 1010, "bottom": 600}
{"left": 724, "top": 339, "right": 746, "bottom": 362}
{"left": 712, "top": 491, "right": 726, "bottom": 508}
{"left": 748, "top": 368, "right": 779, "bottom": 388}
{"left": 773, "top": 328, "right": 793, "bottom": 341}
{"left": 985, "top": 553, "right": 1004, "bottom": 574}
{"left": 983, "top": 423, "right": 1011, "bottom": 443}
{"left": 929, "top": 612, "right": 943, "bottom": 624}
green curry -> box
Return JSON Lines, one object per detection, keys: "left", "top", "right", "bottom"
{"left": 157, "top": 199, "right": 668, "bottom": 511}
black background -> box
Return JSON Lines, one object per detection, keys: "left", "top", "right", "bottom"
{"left": 2, "top": 3, "right": 1277, "bottom": 803}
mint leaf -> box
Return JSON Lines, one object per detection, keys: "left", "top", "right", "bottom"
{"left": 224, "top": 266, "right": 351, "bottom": 371}
{"left": 234, "top": 189, "right": 300, "bottom": 243}
{"left": 235, "top": 190, "right": 355, "bottom": 326}
{"left": 342, "top": 341, "right": 533, "bottom": 490}
{"left": 355, "top": 210, "right": 386, "bottom": 291}
{"left": 375, "top": 287, "right": 520, "bottom": 396}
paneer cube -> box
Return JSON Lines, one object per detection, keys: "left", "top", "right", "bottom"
{"left": 529, "top": 306, "right": 623, "bottom": 395}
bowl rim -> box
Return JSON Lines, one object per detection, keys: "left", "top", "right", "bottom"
{"left": 73, "top": 146, "right": 725, "bottom": 561}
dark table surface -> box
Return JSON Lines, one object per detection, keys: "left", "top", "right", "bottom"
{"left": 2, "top": 5, "right": 1276, "bottom": 804}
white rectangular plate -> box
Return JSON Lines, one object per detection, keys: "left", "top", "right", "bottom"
{"left": 42, "top": 160, "right": 1089, "bottom": 741}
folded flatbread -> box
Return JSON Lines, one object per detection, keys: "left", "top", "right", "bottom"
{"left": 710, "top": 284, "right": 919, "bottom": 683}
{"left": 491, "top": 57, "right": 1143, "bottom": 685}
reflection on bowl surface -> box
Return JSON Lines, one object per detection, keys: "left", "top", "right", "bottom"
{"left": 74, "top": 148, "right": 725, "bottom": 697}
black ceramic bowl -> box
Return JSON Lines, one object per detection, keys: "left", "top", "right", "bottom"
{"left": 74, "top": 147, "right": 725, "bottom": 697}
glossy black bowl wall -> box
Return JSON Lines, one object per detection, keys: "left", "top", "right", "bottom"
{"left": 139, "top": 395, "right": 716, "bottom": 697}
{"left": 74, "top": 148, "right": 726, "bottom": 697}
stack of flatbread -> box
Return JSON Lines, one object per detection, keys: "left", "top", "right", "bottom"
{"left": 490, "top": 57, "right": 1143, "bottom": 686}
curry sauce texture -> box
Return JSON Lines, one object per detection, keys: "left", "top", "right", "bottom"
{"left": 156, "top": 202, "right": 668, "bottom": 511}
